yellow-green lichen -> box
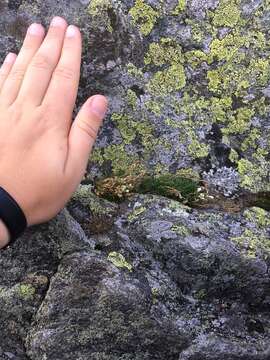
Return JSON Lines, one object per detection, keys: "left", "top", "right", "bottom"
{"left": 129, "top": 0, "right": 160, "bottom": 36}
{"left": 172, "top": 0, "right": 186, "bottom": 15}
{"left": 144, "top": 38, "right": 183, "bottom": 66}
{"left": 187, "top": 131, "right": 210, "bottom": 159}
{"left": 222, "top": 107, "right": 255, "bottom": 135}
{"left": 108, "top": 252, "right": 133, "bottom": 271}
{"left": 103, "top": 144, "right": 142, "bottom": 176}
{"left": 147, "top": 64, "right": 186, "bottom": 96}
{"left": 128, "top": 206, "right": 146, "bottom": 221}
{"left": 145, "top": 99, "right": 163, "bottom": 115}
{"left": 211, "top": 0, "right": 242, "bottom": 28}
{"left": 240, "top": 128, "right": 261, "bottom": 152}
{"left": 238, "top": 157, "right": 270, "bottom": 192}
{"left": 171, "top": 224, "right": 190, "bottom": 236}
{"left": 229, "top": 149, "right": 239, "bottom": 164}
{"left": 231, "top": 228, "right": 270, "bottom": 259}
{"left": 111, "top": 112, "right": 156, "bottom": 151}
{"left": 244, "top": 207, "right": 270, "bottom": 227}
{"left": 126, "top": 63, "right": 144, "bottom": 79}
{"left": 127, "top": 89, "right": 138, "bottom": 110}
{"left": 87, "top": 0, "right": 114, "bottom": 33}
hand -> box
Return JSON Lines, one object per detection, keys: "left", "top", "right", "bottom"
{"left": 0, "top": 17, "right": 108, "bottom": 248}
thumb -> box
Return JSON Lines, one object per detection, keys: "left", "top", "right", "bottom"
{"left": 65, "top": 94, "right": 108, "bottom": 180}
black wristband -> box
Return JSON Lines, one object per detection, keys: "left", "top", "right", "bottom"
{"left": 0, "top": 187, "right": 27, "bottom": 244}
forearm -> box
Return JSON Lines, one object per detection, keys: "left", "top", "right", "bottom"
{"left": 0, "top": 219, "right": 10, "bottom": 248}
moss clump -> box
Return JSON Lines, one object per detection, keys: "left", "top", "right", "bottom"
{"left": 18, "top": 284, "right": 36, "bottom": 300}
{"left": 147, "top": 64, "right": 186, "bottom": 96}
{"left": 212, "top": 0, "right": 241, "bottom": 28}
{"left": 129, "top": 0, "right": 160, "bottom": 36}
{"left": 95, "top": 169, "right": 146, "bottom": 202}
{"left": 172, "top": 0, "right": 186, "bottom": 15}
{"left": 136, "top": 174, "right": 199, "bottom": 203}
{"left": 95, "top": 172, "right": 200, "bottom": 204}
{"left": 87, "top": 0, "right": 114, "bottom": 33}
{"left": 108, "top": 252, "right": 133, "bottom": 272}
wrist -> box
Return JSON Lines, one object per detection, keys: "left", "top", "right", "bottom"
{"left": 0, "top": 219, "right": 10, "bottom": 248}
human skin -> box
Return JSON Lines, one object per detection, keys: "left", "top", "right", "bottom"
{"left": 0, "top": 17, "right": 108, "bottom": 248}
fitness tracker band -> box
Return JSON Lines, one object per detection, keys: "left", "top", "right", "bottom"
{"left": 0, "top": 187, "right": 27, "bottom": 245}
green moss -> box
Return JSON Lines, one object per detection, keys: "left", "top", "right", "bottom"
{"left": 136, "top": 174, "right": 199, "bottom": 203}
{"left": 172, "top": 0, "right": 186, "bottom": 15}
{"left": 212, "top": 0, "right": 241, "bottom": 28}
{"left": 175, "top": 168, "right": 201, "bottom": 182}
{"left": 90, "top": 148, "right": 104, "bottom": 165}
{"left": 87, "top": 0, "right": 114, "bottom": 33}
{"left": 129, "top": 0, "right": 160, "bottom": 36}
{"left": 18, "top": 284, "right": 36, "bottom": 300}
{"left": 108, "top": 252, "right": 133, "bottom": 271}
{"left": 147, "top": 64, "right": 186, "bottom": 96}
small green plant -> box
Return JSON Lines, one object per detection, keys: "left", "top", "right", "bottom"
{"left": 136, "top": 174, "right": 199, "bottom": 203}
{"left": 95, "top": 172, "right": 200, "bottom": 204}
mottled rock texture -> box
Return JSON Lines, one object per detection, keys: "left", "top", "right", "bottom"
{"left": 0, "top": 0, "right": 270, "bottom": 359}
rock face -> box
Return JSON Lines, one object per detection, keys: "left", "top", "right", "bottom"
{"left": 0, "top": 0, "right": 270, "bottom": 359}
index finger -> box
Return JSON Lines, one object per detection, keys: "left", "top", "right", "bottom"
{"left": 42, "top": 25, "right": 82, "bottom": 130}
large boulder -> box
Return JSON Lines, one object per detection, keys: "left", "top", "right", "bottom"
{"left": 0, "top": 187, "right": 269, "bottom": 359}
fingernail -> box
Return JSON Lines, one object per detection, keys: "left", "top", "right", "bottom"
{"left": 4, "top": 53, "right": 16, "bottom": 64}
{"left": 28, "top": 23, "right": 44, "bottom": 36}
{"left": 66, "top": 25, "right": 77, "bottom": 38}
{"left": 50, "top": 16, "right": 66, "bottom": 28}
{"left": 89, "top": 95, "right": 108, "bottom": 119}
